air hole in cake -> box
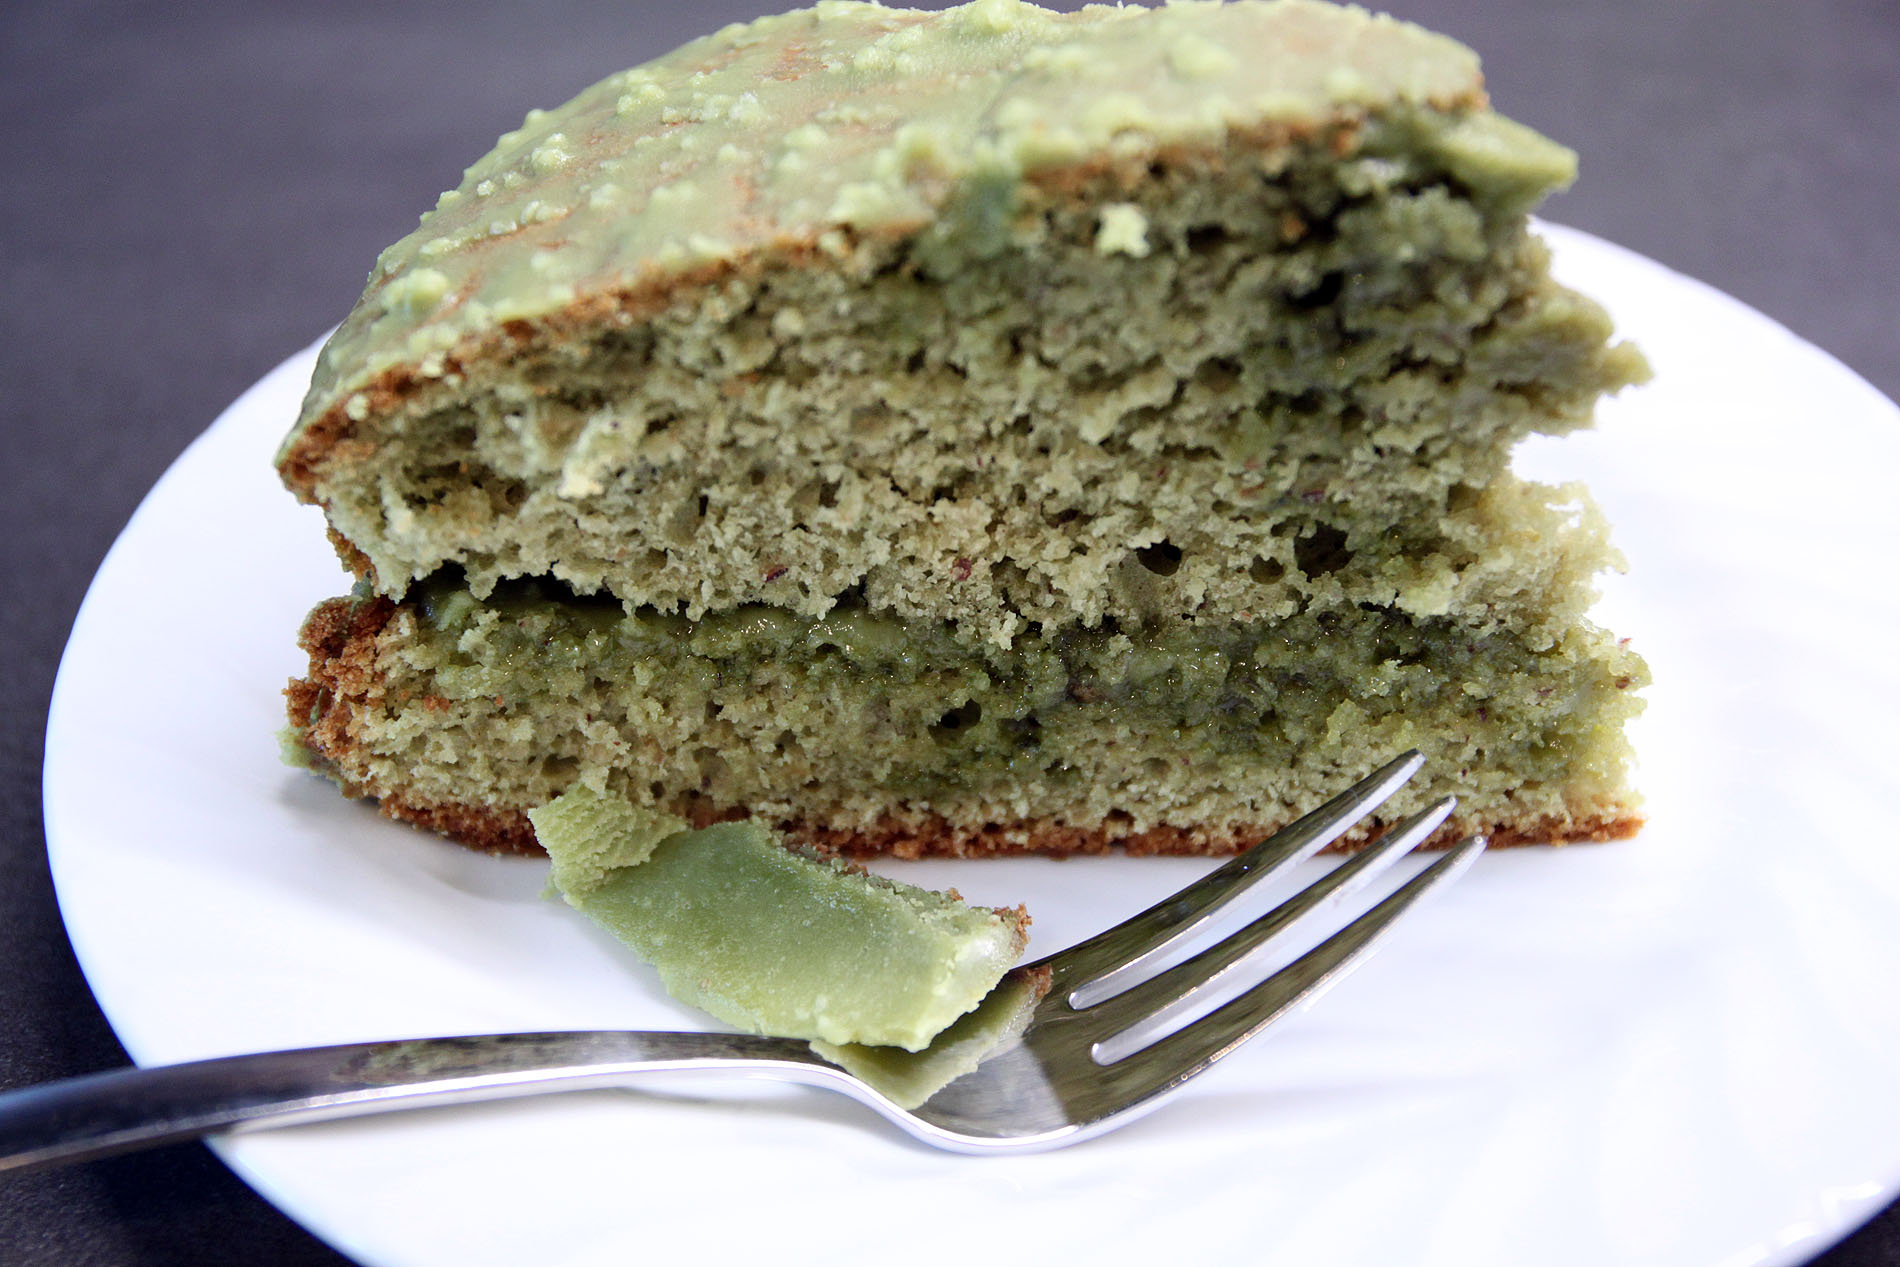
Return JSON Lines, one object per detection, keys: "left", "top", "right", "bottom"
{"left": 490, "top": 477, "right": 529, "bottom": 511}
{"left": 1294, "top": 524, "right": 1352, "bottom": 577}
{"left": 1185, "top": 224, "right": 1231, "bottom": 254}
{"left": 904, "top": 348, "right": 926, "bottom": 374}
{"left": 930, "top": 700, "right": 982, "bottom": 741}
{"left": 789, "top": 480, "right": 824, "bottom": 513}
{"left": 409, "top": 462, "right": 463, "bottom": 501}
{"left": 665, "top": 497, "right": 705, "bottom": 546}
{"left": 696, "top": 750, "right": 730, "bottom": 787}
{"left": 535, "top": 410, "right": 583, "bottom": 450}
{"left": 1124, "top": 404, "right": 1178, "bottom": 437}
{"left": 589, "top": 328, "right": 654, "bottom": 376}
{"left": 990, "top": 558, "right": 1031, "bottom": 599}
{"left": 1000, "top": 715, "right": 1042, "bottom": 749}
{"left": 640, "top": 547, "right": 667, "bottom": 571}
{"left": 1250, "top": 556, "right": 1286, "bottom": 583}
{"left": 1194, "top": 356, "right": 1243, "bottom": 393}
{"left": 555, "top": 383, "right": 607, "bottom": 412}
{"left": 1135, "top": 541, "right": 1184, "bottom": 576}
{"left": 1288, "top": 271, "right": 1344, "bottom": 310}
{"left": 1286, "top": 388, "right": 1325, "bottom": 416}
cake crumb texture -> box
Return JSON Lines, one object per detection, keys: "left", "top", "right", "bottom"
{"left": 280, "top": 0, "right": 1649, "bottom": 858}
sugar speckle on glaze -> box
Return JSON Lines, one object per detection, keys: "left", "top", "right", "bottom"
{"left": 1094, "top": 202, "right": 1151, "bottom": 257}
{"left": 1169, "top": 33, "right": 1237, "bottom": 80}
{"left": 378, "top": 268, "right": 449, "bottom": 319}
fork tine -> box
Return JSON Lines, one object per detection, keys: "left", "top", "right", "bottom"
{"left": 1090, "top": 836, "right": 1487, "bottom": 1100}
{"left": 1055, "top": 751, "right": 1425, "bottom": 1005}
{"left": 1080, "top": 797, "right": 1456, "bottom": 1063}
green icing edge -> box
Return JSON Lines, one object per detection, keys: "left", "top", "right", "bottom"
{"left": 531, "top": 787, "right": 1026, "bottom": 1051}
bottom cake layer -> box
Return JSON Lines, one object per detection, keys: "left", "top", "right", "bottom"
{"left": 284, "top": 570, "right": 1646, "bottom": 858}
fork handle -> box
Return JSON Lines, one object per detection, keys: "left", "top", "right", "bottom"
{"left": 0, "top": 1031, "right": 831, "bottom": 1175}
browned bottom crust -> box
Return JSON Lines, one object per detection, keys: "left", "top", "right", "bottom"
{"left": 286, "top": 594, "right": 1643, "bottom": 861}
{"left": 334, "top": 785, "right": 1640, "bottom": 860}
{"left": 288, "top": 703, "right": 1642, "bottom": 860}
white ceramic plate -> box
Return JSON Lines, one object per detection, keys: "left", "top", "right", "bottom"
{"left": 44, "top": 225, "right": 1900, "bottom": 1267}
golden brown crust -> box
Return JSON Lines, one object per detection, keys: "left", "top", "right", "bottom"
{"left": 284, "top": 593, "right": 401, "bottom": 803}
{"left": 323, "top": 525, "right": 377, "bottom": 582}
{"left": 805, "top": 807, "right": 1643, "bottom": 857}
{"left": 375, "top": 793, "right": 543, "bottom": 855}
{"left": 293, "top": 777, "right": 1642, "bottom": 861}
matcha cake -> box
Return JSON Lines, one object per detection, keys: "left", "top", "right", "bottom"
{"left": 282, "top": 0, "right": 1649, "bottom": 859}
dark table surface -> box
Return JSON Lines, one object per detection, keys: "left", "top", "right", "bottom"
{"left": 4, "top": 2, "right": 1896, "bottom": 1263}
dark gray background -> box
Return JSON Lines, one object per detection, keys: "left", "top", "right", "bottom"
{"left": 3, "top": 1, "right": 1895, "bottom": 1263}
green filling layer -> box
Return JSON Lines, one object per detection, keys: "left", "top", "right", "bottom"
{"left": 373, "top": 564, "right": 1642, "bottom": 838}
{"left": 319, "top": 558, "right": 1641, "bottom": 847}
{"left": 532, "top": 789, "right": 1026, "bottom": 1050}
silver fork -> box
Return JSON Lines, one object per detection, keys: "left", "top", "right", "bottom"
{"left": 0, "top": 752, "right": 1483, "bottom": 1171}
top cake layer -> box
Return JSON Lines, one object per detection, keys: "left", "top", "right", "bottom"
{"left": 278, "top": 1, "right": 1634, "bottom": 643}
{"left": 284, "top": 0, "right": 1564, "bottom": 470}
{"left": 281, "top": 0, "right": 1580, "bottom": 463}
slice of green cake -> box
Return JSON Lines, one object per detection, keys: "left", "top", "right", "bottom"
{"left": 281, "top": 0, "right": 1648, "bottom": 858}
{"left": 530, "top": 786, "right": 1028, "bottom": 1050}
